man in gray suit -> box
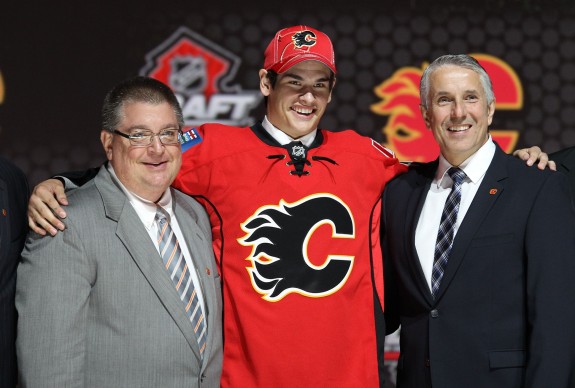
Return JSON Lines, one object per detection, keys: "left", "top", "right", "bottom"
{"left": 16, "top": 76, "right": 222, "bottom": 387}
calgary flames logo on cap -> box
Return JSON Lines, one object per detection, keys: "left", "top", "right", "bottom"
{"left": 292, "top": 30, "right": 317, "bottom": 49}
{"left": 371, "top": 54, "right": 520, "bottom": 162}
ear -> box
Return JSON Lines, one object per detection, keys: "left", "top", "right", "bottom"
{"left": 327, "top": 77, "right": 336, "bottom": 103}
{"left": 259, "top": 69, "right": 271, "bottom": 97}
{"left": 419, "top": 104, "right": 431, "bottom": 129}
{"left": 100, "top": 130, "right": 114, "bottom": 161}
{"left": 487, "top": 99, "right": 495, "bottom": 126}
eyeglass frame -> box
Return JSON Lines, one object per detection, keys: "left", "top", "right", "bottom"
{"left": 109, "top": 127, "right": 183, "bottom": 147}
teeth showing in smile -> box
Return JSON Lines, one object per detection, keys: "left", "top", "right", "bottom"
{"left": 293, "top": 107, "right": 313, "bottom": 115}
{"left": 448, "top": 125, "right": 469, "bottom": 132}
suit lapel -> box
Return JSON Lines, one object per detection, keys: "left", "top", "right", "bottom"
{"left": 407, "top": 162, "right": 438, "bottom": 305}
{"left": 433, "top": 147, "right": 508, "bottom": 301}
{"left": 172, "top": 191, "right": 219, "bottom": 366}
{"left": 94, "top": 168, "right": 202, "bottom": 360}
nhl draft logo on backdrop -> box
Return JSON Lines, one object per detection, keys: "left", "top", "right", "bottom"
{"left": 239, "top": 194, "right": 355, "bottom": 302}
{"left": 141, "top": 26, "right": 261, "bottom": 127}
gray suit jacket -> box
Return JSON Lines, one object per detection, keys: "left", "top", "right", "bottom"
{"left": 16, "top": 166, "right": 222, "bottom": 387}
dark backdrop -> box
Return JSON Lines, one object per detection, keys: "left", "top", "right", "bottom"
{"left": 2, "top": 1, "right": 575, "bottom": 186}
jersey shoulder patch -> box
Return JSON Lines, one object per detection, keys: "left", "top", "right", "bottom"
{"left": 180, "top": 127, "right": 203, "bottom": 153}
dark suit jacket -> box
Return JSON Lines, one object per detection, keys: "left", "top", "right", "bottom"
{"left": 382, "top": 146, "right": 575, "bottom": 388}
{"left": 551, "top": 146, "right": 575, "bottom": 201}
{"left": 0, "top": 157, "right": 29, "bottom": 388}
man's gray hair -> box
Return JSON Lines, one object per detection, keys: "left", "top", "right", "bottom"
{"left": 419, "top": 54, "right": 495, "bottom": 110}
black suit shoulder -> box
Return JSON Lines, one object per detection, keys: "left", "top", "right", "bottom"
{"left": 501, "top": 148, "right": 566, "bottom": 188}
{"left": 0, "top": 156, "right": 29, "bottom": 246}
{"left": 0, "top": 157, "right": 29, "bottom": 200}
{"left": 549, "top": 146, "right": 575, "bottom": 177}
{"left": 386, "top": 160, "right": 436, "bottom": 193}
{"left": 550, "top": 145, "right": 575, "bottom": 165}
{"left": 549, "top": 146, "right": 575, "bottom": 201}
{"left": 0, "top": 156, "right": 29, "bottom": 388}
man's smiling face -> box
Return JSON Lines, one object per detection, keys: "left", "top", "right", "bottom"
{"left": 101, "top": 101, "right": 182, "bottom": 202}
{"left": 421, "top": 65, "right": 495, "bottom": 166}
{"left": 260, "top": 60, "right": 334, "bottom": 139}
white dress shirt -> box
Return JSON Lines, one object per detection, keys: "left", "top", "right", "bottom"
{"left": 415, "top": 136, "right": 496, "bottom": 291}
{"left": 107, "top": 165, "right": 206, "bottom": 313}
{"left": 262, "top": 115, "right": 317, "bottom": 147}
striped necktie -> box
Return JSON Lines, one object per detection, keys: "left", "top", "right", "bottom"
{"left": 431, "top": 167, "right": 467, "bottom": 298}
{"left": 155, "top": 206, "right": 207, "bottom": 358}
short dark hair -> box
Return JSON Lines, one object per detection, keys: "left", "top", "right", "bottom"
{"left": 102, "top": 76, "right": 184, "bottom": 132}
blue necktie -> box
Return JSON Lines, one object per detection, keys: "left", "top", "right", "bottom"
{"left": 431, "top": 167, "right": 467, "bottom": 298}
{"left": 156, "top": 206, "right": 207, "bottom": 358}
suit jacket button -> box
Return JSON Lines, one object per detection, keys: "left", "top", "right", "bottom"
{"left": 430, "top": 309, "right": 439, "bottom": 318}
{"left": 425, "top": 358, "right": 431, "bottom": 367}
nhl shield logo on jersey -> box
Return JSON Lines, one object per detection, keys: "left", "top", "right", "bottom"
{"left": 290, "top": 144, "right": 306, "bottom": 159}
{"left": 238, "top": 194, "right": 355, "bottom": 302}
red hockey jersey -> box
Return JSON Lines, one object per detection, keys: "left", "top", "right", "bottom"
{"left": 173, "top": 122, "right": 405, "bottom": 388}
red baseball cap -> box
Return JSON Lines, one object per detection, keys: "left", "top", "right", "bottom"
{"left": 263, "top": 25, "right": 336, "bottom": 74}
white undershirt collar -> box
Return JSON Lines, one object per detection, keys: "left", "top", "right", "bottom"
{"left": 262, "top": 116, "right": 317, "bottom": 147}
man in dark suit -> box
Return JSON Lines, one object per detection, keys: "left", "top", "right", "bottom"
{"left": 16, "top": 77, "right": 222, "bottom": 387}
{"left": 550, "top": 146, "right": 575, "bottom": 200}
{"left": 382, "top": 54, "right": 575, "bottom": 388}
{"left": 0, "top": 156, "right": 29, "bottom": 388}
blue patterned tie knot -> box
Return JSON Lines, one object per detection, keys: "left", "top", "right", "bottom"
{"left": 431, "top": 167, "right": 467, "bottom": 298}
{"left": 448, "top": 167, "right": 466, "bottom": 187}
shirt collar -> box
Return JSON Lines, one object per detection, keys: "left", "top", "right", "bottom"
{"left": 262, "top": 116, "right": 317, "bottom": 147}
{"left": 106, "top": 164, "right": 173, "bottom": 230}
{"left": 434, "top": 135, "right": 496, "bottom": 188}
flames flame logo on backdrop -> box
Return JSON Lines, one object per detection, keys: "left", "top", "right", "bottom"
{"left": 372, "top": 53, "right": 521, "bottom": 162}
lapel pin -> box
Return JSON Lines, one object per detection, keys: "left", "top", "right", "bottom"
{"left": 489, "top": 189, "right": 497, "bottom": 195}
{"left": 206, "top": 268, "right": 211, "bottom": 276}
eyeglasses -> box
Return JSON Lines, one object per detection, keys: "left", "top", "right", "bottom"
{"left": 111, "top": 128, "right": 181, "bottom": 146}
